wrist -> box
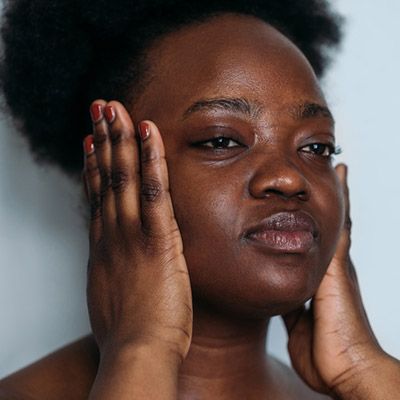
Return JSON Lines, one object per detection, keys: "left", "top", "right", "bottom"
{"left": 100, "top": 339, "right": 184, "bottom": 370}
{"left": 90, "top": 342, "right": 182, "bottom": 400}
{"left": 332, "top": 352, "right": 400, "bottom": 400}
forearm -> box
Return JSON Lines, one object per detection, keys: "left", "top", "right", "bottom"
{"left": 89, "top": 344, "right": 181, "bottom": 400}
{"left": 334, "top": 354, "right": 400, "bottom": 400}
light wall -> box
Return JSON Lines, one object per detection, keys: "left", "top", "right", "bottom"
{"left": 1, "top": 0, "right": 399, "bottom": 378}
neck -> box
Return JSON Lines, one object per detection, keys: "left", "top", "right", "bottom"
{"left": 178, "top": 301, "right": 275, "bottom": 399}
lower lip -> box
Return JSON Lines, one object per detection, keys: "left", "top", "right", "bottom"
{"left": 247, "top": 230, "right": 315, "bottom": 253}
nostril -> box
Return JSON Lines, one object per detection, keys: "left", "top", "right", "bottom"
{"left": 263, "top": 189, "right": 309, "bottom": 201}
{"left": 297, "top": 191, "right": 309, "bottom": 201}
{"left": 264, "top": 189, "right": 283, "bottom": 199}
{"left": 248, "top": 162, "right": 311, "bottom": 200}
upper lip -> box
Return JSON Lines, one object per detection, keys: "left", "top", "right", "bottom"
{"left": 244, "top": 210, "right": 318, "bottom": 238}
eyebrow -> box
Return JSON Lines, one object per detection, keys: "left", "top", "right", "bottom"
{"left": 182, "top": 97, "right": 262, "bottom": 120}
{"left": 182, "top": 96, "right": 334, "bottom": 124}
{"left": 288, "top": 102, "right": 335, "bottom": 124}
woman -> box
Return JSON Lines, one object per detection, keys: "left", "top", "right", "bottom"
{"left": 0, "top": 1, "right": 399, "bottom": 399}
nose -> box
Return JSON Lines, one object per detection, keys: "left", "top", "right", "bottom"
{"left": 248, "top": 154, "right": 310, "bottom": 201}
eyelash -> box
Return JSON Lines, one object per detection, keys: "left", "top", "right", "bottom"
{"left": 196, "top": 136, "right": 342, "bottom": 158}
{"left": 300, "top": 143, "right": 342, "bottom": 158}
{"left": 198, "top": 136, "right": 243, "bottom": 149}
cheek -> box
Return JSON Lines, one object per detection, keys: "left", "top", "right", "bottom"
{"left": 168, "top": 163, "right": 244, "bottom": 283}
{"left": 167, "top": 161, "right": 346, "bottom": 318}
{"left": 170, "top": 169, "right": 240, "bottom": 251}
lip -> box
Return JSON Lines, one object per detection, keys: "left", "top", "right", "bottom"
{"left": 244, "top": 211, "right": 318, "bottom": 253}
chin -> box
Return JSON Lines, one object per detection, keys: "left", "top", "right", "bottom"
{"left": 191, "top": 254, "right": 329, "bottom": 319}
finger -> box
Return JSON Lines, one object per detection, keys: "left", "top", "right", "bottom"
{"left": 138, "top": 120, "right": 178, "bottom": 241}
{"left": 83, "top": 134, "right": 102, "bottom": 244}
{"left": 333, "top": 163, "right": 352, "bottom": 262}
{"left": 91, "top": 100, "right": 115, "bottom": 227}
{"left": 81, "top": 169, "right": 89, "bottom": 202}
{"left": 282, "top": 304, "right": 307, "bottom": 335}
{"left": 106, "top": 101, "right": 141, "bottom": 224}
{"left": 335, "top": 163, "right": 351, "bottom": 232}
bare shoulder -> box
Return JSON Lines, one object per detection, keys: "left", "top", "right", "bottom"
{"left": 0, "top": 335, "right": 99, "bottom": 400}
{"left": 270, "top": 357, "right": 332, "bottom": 400}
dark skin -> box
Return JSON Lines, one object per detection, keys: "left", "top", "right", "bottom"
{"left": 1, "top": 13, "right": 400, "bottom": 400}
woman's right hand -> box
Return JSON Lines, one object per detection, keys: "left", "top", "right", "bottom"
{"left": 83, "top": 100, "right": 193, "bottom": 366}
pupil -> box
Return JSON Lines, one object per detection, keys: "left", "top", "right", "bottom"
{"left": 312, "top": 144, "right": 325, "bottom": 154}
{"left": 215, "top": 137, "right": 229, "bottom": 147}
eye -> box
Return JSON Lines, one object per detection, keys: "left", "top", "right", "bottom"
{"left": 300, "top": 143, "right": 340, "bottom": 158}
{"left": 197, "top": 136, "right": 243, "bottom": 149}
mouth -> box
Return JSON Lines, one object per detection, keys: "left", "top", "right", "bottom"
{"left": 243, "top": 211, "right": 318, "bottom": 254}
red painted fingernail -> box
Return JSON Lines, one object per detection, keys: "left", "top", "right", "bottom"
{"left": 84, "top": 135, "right": 94, "bottom": 155}
{"left": 90, "top": 103, "right": 103, "bottom": 123}
{"left": 139, "top": 121, "right": 150, "bottom": 141}
{"left": 104, "top": 105, "right": 116, "bottom": 123}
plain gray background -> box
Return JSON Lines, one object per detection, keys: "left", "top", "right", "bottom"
{"left": 1, "top": 0, "right": 399, "bottom": 378}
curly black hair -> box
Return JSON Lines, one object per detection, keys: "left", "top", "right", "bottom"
{"left": 0, "top": 0, "right": 343, "bottom": 177}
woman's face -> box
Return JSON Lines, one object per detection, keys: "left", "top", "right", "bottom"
{"left": 131, "top": 13, "right": 344, "bottom": 317}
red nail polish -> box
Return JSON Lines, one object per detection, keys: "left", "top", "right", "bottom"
{"left": 139, "top": 121, "right": 150, "bottom": 141}
{"left": 104, "top": 105, "right": 116, "bottom": 123}
{"left": 84, "top": 135, "right": 94, "bottom": 155}
{"left": 90, "top": 103, "right": 103, "bottom": 123}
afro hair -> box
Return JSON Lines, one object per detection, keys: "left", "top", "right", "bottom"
{"left": 0, "top": 0, "right": 343, "bottom": 177}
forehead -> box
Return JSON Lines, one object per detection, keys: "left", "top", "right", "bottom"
{"left": 135, "top": 13, "right": 326, "bottom": 120}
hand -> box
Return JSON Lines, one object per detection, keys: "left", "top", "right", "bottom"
{"left": 282, "top": 164, "right": 397, "bottom": 399}
{"left": 83, "top": 100, "right": 193, "bottom": 364}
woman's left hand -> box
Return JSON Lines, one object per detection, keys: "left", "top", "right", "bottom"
{"left": 283, "top": 164, "right": 400, "bottom": 399}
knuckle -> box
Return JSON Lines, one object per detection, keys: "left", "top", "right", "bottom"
{"left": 85, "top": 160, "right": 100, "bottom": 180}
{"left": 89, "top": 193, "right": 102, "bottom": 220}
{"left": 141, "top": 178, "right": 163, "bottom": 202}
{"left": 110, "top": 130, "right": 123, "bottom": 146}
{"left": 141, "top": 145, "right": 163, "bottom": 165}
{"left": 110, "top": 126, "right": 134, "bottom": 146}
{"left": 93, "top": 130, "right": 108, "bottom": 147}
{"left": 111, "top": 168, "right": 130, "bottom": 193}
{"left": 141, "top": 225, "right": 182, "bottom": 256}
{"left": 142, "top": 236, "right": 167, "bottom": 257}
{"left": 100, "top": 169, "right": 112, "bottom": 196}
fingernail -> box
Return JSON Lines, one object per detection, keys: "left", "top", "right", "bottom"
{"left": 90, "top": 103, "right": 103, "bottom": 123}
{"left": 139, "top": 121, "right": 150, "bottom": 141}
{"left": 84, "top": 135, "right": 94, "bottom": 155}
{"left": 104, "top": 105, "right": 116, "bottom": 123}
